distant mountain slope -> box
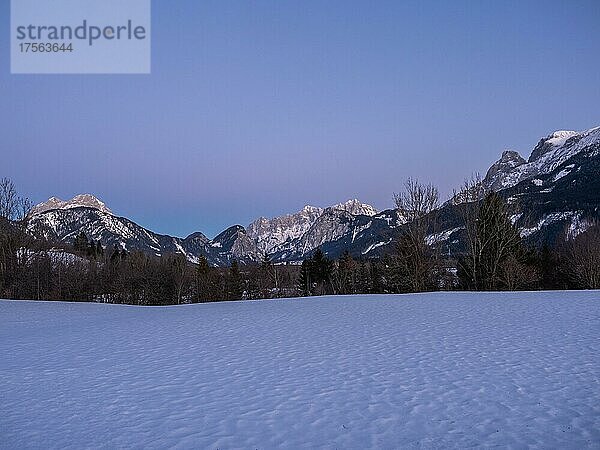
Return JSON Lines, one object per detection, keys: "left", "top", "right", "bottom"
{"left": 27, "top": 206, "right": 217, "bottom": 264}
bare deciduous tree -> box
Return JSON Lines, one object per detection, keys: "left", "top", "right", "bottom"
{"left": 452, "top": 174, "right": 488, "bottom": 289}
{"left": 393, "top": 179, "right": 440, "bottom": 292}
{"left": 500, "top": 254, "right": 539, "bottom": 291}
{"left": 0, "top": 177, "right": 18, "bottom": 220}
{"left": 0, "top": 177, "right": 32, "bottom": 222}
{"left": 568, "top": 224, "right": 600, "bottom": 289}
{"left": 0, "top": 178, "right": 34, "bottom": 297}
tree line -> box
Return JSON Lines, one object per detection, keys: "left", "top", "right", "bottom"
{"left": 1, "top": 176, "right": 599, "bottom": 305}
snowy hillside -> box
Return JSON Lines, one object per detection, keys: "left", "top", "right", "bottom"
{"left": 1, "top": 292, "right": 598, "bottom": 448}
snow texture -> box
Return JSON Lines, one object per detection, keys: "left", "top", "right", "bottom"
{"left": 1, "top": 292, "right": 599, "bottom": 449}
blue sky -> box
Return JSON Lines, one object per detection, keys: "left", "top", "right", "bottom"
{"left": 2, "top": 0, "right": 599, "bottom": 237}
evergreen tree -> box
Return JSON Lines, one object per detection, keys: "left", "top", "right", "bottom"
{"left": 260, "top": 252, "right": 277, "bottom": 297}
{"left": 73, "top": 232, "right": 89, "bottom": 253}
{"left": 196, "top": 255, "right": 212, "bottom": 302}
{"left": 227, "top": 260, "right": 244, "bottom": 300}
{"left": 309, "top": 248, "right": 333, "bottom": 295}
{"left": 110, "top": 244, "right": 121, "bottom": 262}
{"left": 337, "top": 251, "right": 356, "bottom": 294}
{"left": 298, "top": 258, "right": 312, "bottom": 296}
{"left": 357, "top": 260, "right": 372, "bottom": 294}
{"left": 86, "top": 240, "right": 98, "bottom": 259}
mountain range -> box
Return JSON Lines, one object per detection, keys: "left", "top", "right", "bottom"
{"left": 27, "top": 125, "right": 600, "bottom": 265}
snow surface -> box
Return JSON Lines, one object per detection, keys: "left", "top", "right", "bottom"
{"left": 1, "top": 292, "right": 599, "bottom": 449}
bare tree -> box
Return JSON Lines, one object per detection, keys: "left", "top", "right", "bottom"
{"left": 452, "top": 174, "right": 487, "bottom": 289}
{"left": 0, "top": 178, "right": 18, "bottom": 220}
{"left": 500, "top": 254, "right": 539, "bottom": 291}
{"left": 0, "top": 178, "right": 34, "bottom": 297}
{"left": 393, "top": 179, "right": 440, "bottom": 292}
{"left": 568, "top": 224, "right": 600, "bottom": 289}
{"left": 0, "top": 177, "right": 32, "bottom": 222}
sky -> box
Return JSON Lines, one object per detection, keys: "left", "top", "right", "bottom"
{"left": 1, "top": 0, "right": 600, "bottom": 238}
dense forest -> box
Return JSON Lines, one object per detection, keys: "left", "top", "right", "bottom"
{"left": 1, "top": 177, "right": 599, "bottom": 305}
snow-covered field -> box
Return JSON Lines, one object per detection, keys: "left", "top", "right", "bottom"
{"left": 1, "top": 292, "right": 599, "bottom": 449}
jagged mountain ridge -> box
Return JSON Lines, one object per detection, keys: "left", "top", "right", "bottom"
{"left": 247, "top": 200, "right": 377, "bottom": 256}
{"left": 247, "top": 205, "right": 324, "bottom": 255}
{"left": 27, "top": 197, "right": 381, "bottom": 265}
{"left": 482, "top": 126, "right": 600, "bottom": 191}
{"left": 26, "top": 125, "right": 600, "bottom": 265}
{"left": 30, "top": 194, "right": 112, "bottom": 216}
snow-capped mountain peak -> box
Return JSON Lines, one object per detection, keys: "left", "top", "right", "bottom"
{"left": 330, "top": 199, "right": 378, "bottom": 216}
{"left": 481, "top": 150, "right": 527, "bottom": 191}
{"left": 301, "top": 205, "right": 323, "bottom": 214}
{"left": 546, "top": 130, "right": 578, "bottom": 147}
{"left": 247, "top": 205, "right": 324, "bottom": 254}
{"left": 483, "top": 125, "right": 600, "bottom": 191}
{"left": 31, "top": 194, "right": 112, "bottom": 216}
{"left": 246, "top": 200, "right": 377, "bottom": 255}
{"left": 499, "top": 149, "right": 526, "bottom": 164}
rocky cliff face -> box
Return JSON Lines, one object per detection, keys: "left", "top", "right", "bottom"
{"left": 483, "top": 150, "right": 527, "bottom": 191}
{"left": 246, "top": 200, "right": 377, "bottom": 257}
{"left": 330, "top": 199, "right": 378, "bottom": 216}
{"left": 247, "top": 205, "right": 324, "bottom": 254}
{"left": 528, "top": 130, "right": 579, "bottom": 163}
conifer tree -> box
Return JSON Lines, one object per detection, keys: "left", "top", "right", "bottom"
{"left": 196, "top": 255, "right": 211, "bottom": 302}
{"left": 228, "top": 259, "right": 244, "bottom": 300}
{"left": 298, "top": 258, "right": 312, "bottom": 296}
{"left": 73, "top": 232, "right": 89, "bottom": 253}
